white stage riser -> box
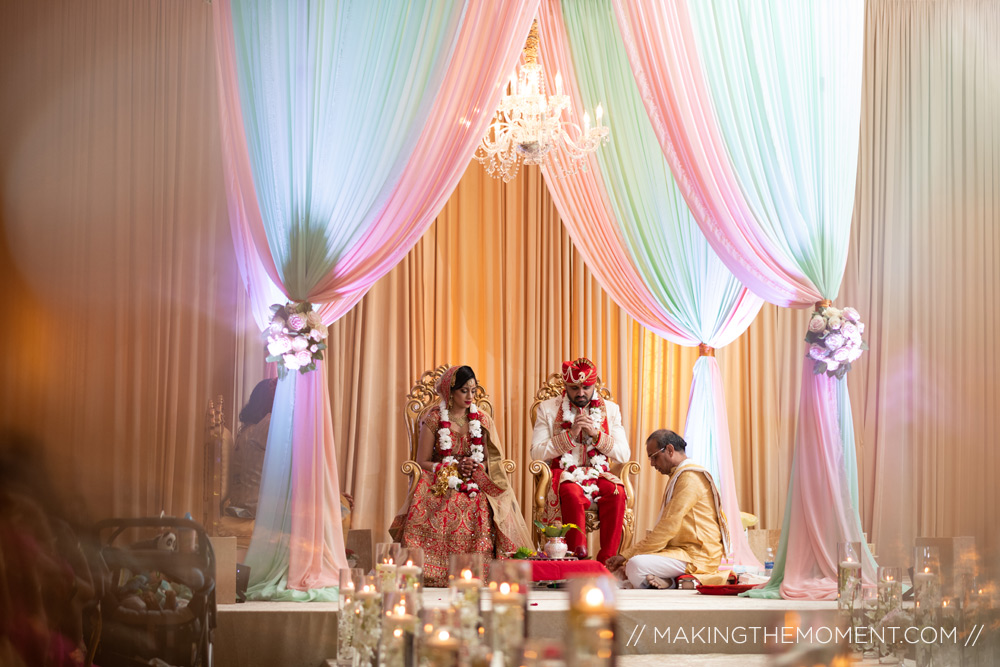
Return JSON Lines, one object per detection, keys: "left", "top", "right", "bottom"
{"left": 213, "top": 590, "right": 848, "bottom": 665}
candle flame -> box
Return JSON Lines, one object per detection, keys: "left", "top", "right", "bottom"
{"left": 394, "top": 602, "right": 406, "bottom": 616}
{"left": 438, "top": 630, "right": 450, "bottom": 641}
{"left": 923, "top": 567, "right": 930, "bottom": 574}
{"left": 393, "top": 628, "right": 403, "bottom": 638}
{"left": 462, "top": 569, "right": 473, "bottom": 581}
{"left": 583, "top": 586, "right": 605, "bottom": 607}
{"left": 499, "top": 582, "right": 511, "bottom": 595}
{"left": 406, "top": 560, "right": 414, "bottom": 567}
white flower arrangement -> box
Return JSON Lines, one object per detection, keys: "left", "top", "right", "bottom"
{"left": 805, "top": 305, "right": 868, "bottom": 379}
{"left": 265, "top": 302, "right": 328, "bottom": 377}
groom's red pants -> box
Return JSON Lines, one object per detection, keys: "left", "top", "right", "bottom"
{"left": 558, "top": 478, "right": 627, "bottom": 564}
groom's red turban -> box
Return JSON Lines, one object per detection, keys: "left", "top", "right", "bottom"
{"left": 562, "top": 358, "right": 598, "bottom": 387}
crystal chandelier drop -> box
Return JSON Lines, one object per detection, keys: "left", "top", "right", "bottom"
{"left": 476, "top": 20, "right": 609, "bottom": 183}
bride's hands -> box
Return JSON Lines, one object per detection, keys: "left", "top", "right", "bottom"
{"left": 458, "top": 457, "right": 478, "bottom": 477}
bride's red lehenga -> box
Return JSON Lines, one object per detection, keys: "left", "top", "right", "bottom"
{"left": 390, "top": 407, "right": 532, "bottom": 587}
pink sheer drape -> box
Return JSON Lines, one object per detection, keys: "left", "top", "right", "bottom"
{"left": 615, "top": 0, "right": 874, "bottom": 598}
{"left": 613, "top": 0, "right": 819, "bottom": 308}
{"left": 287, "top": 366, "right": 342, "bottom": 589}
{"left": 780, "top": 365, "right": 876, "bottom": 599}
{"left": 536, "top": 2, "right": 760, "bottom": 567}
{"left": 534, "top": 4, "right": 693, "bottom": 346}
{"left": 213, "top": 0, "right": 540, "bottom": 590}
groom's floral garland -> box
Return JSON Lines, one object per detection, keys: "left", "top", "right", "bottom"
{"left": 553, "top": 395, "right": 609, "bottom": 504}
{"left": 433, "top": 401, "right": 484, "bottom": 498}
{"left": 805, "top": 304, "right": 868, "bottom": 380}
{"left": 264, "top": 302, "right": 328, "bottom": 377}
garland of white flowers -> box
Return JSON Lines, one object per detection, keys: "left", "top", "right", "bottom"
{"left": 434, "top": 400, "right": 484, "bottom": 498}
{"left": 555, "top": 395, "right": 609, "bottom": 504}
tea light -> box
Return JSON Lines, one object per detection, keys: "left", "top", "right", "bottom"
{"left": 377, "top": 561, "right": 399, "bottom": 593}
{"left": 398, "top": 561, "right": 422, "bottom": 578}
{"left": 423, "top": 629, "right": 460, "bottom": 667}
{"left": 492, "top": 581, "right": 526, "bottom": 605}
{"left": 454, "top": 568, "right": 482, "bottom": 590}
{"left": 356, "top": 583, "right": 380, "bottom": 601}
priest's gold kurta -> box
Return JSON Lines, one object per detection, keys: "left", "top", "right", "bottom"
{"left": 622, "top": 467, "right": 727, "bottom": 585}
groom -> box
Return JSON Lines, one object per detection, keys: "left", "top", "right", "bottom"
{"left": 531, "top": 358, "right": 630, "bottom": 563}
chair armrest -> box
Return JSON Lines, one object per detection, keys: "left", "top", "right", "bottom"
{"left": 527, "top": 460, "right": 551, "bottom": 516}
{"left": 500, "top": 459, "right": 516, "bottom": 475}
{"left": 528, "top": 460, "right": 551, "bottom": 548}
{"left": 400, "top": 460, "right": 422, "bottom": 498}
{"left": 619, "top": 461, "right": 641, "bottom": 510}
{"left": 619, "top": 460, "right": 641, "bottom": 551}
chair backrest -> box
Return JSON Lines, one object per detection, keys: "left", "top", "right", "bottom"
{"left": 528, "top": 372, "right": 614, "bottom": 426}
{"left": 404, "top": 365, "right": 494, "bottom": 461}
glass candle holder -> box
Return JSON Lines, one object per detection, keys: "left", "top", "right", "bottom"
{"left": 938, "top": 597, "right": 961, "bottom": 667}
{"left": 421, "top": 608, "right": 461, "bottom": 667}
{"left": 488, "top": 560, "right": 531, "bottom": 667}
{"left": 449, "top": 553, "right": 484, "bottom": 644}
{"left": 566, "top": 575, "right": 617, "bottom": 667}
{"left": 873, "top": 566, "right": 904, "bottom": 663}
{"left": 858, "top": 584, "right": 879, "bottom": 659}
{"left": 397, "top": 547, "right": 424, "bottom": 619}
{"left": 375, "top": 542, "right": 402, "bottom": 593}
{"left": 913, "top": 546, "right": 941, "bottom": 667}
{"left": 838, "top": 541, "right": 863, "bottom": 613}
{"left": 337, "top": 568, "right": 363, "bottom": 667}
{"left": 354, "top": 574, "right": 383, "bottom": 666}
{"left": 379, "top": 592, "right": 418, "bottom": 667}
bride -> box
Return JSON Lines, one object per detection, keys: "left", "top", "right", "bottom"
{"left": 390, "top": 365, "right": 532, "bottom": 586}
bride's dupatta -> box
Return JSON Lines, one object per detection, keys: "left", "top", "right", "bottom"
{"left": 477, "top": 411, "right": 534, "bottom": 550}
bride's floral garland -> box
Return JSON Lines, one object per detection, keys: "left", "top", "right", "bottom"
{"left": 554, "top": 395, "right": 609, "bottom": 504}
{"left": 433, "top": 400, "right": 484, "bottom": 498}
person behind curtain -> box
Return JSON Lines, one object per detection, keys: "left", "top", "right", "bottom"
{"left": 530, "top": 358, "right": 630, "bottom": 563}
{"left": 227, "top": 378, "right": 277, "bottom": 519}
{"left": 390, "top": 365, "right": 532, "bottom": 587}
{"left": 605, "top": 429, "right": 730, "bottom": 589}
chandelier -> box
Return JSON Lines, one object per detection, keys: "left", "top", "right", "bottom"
{"left": 476, "top": 20, "right": 609, "bottom": 182}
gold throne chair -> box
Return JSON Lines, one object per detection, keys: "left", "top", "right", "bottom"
{"left": 402, "top": 365, "right": 516, "bottom": 496}
{"left": 527, "top": 373, "right": 641, "bottom": 552}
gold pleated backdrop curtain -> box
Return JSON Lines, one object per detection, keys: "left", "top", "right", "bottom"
{"left": 0, "top": 0, "right": 997, "bottom": 575}
{"left": 0, "top": 1, "right": 237, "bottom": 519}
{"left": 845, "top": 0, "right": 1000, "bottom": 567}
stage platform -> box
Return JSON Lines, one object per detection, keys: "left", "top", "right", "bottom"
{"left": 214, "top": 589, "right": 842, "bottom": 667}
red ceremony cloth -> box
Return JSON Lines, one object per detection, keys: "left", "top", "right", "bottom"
{"left": 529, "top": 559, "right": 611, "bottom": 581}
